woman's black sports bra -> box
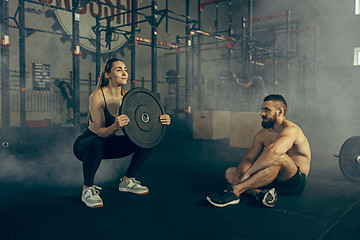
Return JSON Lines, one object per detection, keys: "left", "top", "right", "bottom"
{"left": 100, "top": 88, "right": 116, "bottom": 127}
{"left": 89, "top": 88, "right": 117, "bottom": 127}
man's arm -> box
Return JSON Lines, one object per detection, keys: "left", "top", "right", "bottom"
{"left": 232, "top": 132, "right": 264, "bottom": 185}
{"left": 59, "top": 95, "right": 65, "bottom": 113}
{"left": 236, "top": 78, "right": 253, "bottom": 88}
{"left": 62, "top": 83, "right": 72, "bottom": 99}
{"left": 241, "top": 126, "right": 298, "bottom": 181}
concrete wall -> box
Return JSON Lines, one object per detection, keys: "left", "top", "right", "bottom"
{"left": 1, "top": 0, "right": 360, "bottom": 151}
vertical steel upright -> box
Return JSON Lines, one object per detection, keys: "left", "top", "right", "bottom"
{"left": 285, "top": 10, "right": 290, "bottom": 92}
{"left": 130, "top": 0, "right": 136, "bottom": 89}
{"left": 1, "top": 0, "right": 10, "bottom": 128}
{"left": 247, "top": 0, "right": 253, "bottom": 77}
{"left": 242, "top": 18, "right": 247, "bottom": 79}
{"left": 313, "top": 25, "right": 317, "bottom": 107}
{"left": 151, "top": 0, "right": 158, "bottom": 95}
{"left": 72, "top": 1, "right": 80, "bottom": 131}
{"left": 165, "top": 0, "right": 168, "bottom": 33}
{"left": 191, "top": 35, "right": 195, "bottom": 90}
{"left": 227, "top": 0, "right": 233, "bottom": 73}
{"left": 95, "top": 16, "right": 101, "bottom": 86}
{"left": 185, "top": 0, "right": 190, "bottom": 111}
{"left": 215, "top": 2, "right": 218, "bottom": 49}
{"left": 106, "top": 18, "right": 112, "bottom": 60}
{"left": 88, "top": 72, "right": 92, "bottom": 94}
{"left": 175, "top": 35, "right": 180, "bottom": 124}
{"left": 285, "top": 10, "right": 293, "bottom": 116}
{"left": 273, "top": 28, "right": 277, "bottom": 87}
{"left": 197, "top": 0, "right": 202, "bottom": 110}
{"left": 19, "top": 0, "right": 26, "bottom": 130}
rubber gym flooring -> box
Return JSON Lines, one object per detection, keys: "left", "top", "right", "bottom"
{"left": 1, "top": 123, "right": 360, "bottom": 240}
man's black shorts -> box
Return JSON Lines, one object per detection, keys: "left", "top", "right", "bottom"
{"left": 67, "top": 98, "right": 75, "bottom": 109}
{"left": 270, "top": 167, "right": 307, "bottom": 195}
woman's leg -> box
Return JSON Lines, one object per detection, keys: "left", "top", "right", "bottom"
{"left": 102, "top": 135, "right": 153, "bottom": 178}
{"left": 74, "top": 135, "right": 104, "bottom": 187}
{"left": 125, "top": 147, "right": 153, "bottom": 178}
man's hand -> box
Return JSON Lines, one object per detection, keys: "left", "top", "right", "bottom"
{"left": 231, "top": 170, "right": 242, "bottom": 185}
{"left": 240, "top": 171, "right": 251, "bottom": 182}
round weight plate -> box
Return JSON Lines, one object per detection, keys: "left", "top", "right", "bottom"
{"left": 165, "top": 70, "right": 178, "bottom": 85}
{"left": 339, "top": 136, "right": 360, "bottom": 182}
{"left": 119, "top": 88, "right": 166, "bottom": 149}
{"left": 194, "top": 73, "right": 205, "bottom": 86}
{"left": 218, "top": 70, "right": 234, "bottom": 85}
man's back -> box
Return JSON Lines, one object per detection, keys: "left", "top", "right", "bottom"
{"left": 58, "top": 81, "right": 73, "bottom": 100}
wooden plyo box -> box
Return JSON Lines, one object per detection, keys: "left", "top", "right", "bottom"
{"left": 193, "top": 111, "right": 230, "bottom": 140}
{"left": 230, "top": 112, "right": 262, "bottom": 148}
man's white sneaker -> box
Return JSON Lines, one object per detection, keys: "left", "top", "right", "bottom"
{"left": 256, "top": 188, "right": 278, "bottom": 208}
{"left": 119, "top": 178, "right": 149, "bottom": 195}
{"left": 81, "top": 185, "right": 103, "bottom": 208}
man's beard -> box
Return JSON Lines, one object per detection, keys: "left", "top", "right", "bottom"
{"left": 261, "top": 115, "right": 276, "bottom": 129}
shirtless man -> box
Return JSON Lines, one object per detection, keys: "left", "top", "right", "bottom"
{"left": 54, "top": 79, "right": 74, "bottom": 123}
{"left": 206, "top": 94, "right": 311, "bottom": 208}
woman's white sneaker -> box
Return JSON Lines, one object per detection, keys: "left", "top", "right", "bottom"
{"left": 119, "top": 178, "right": 149, "bottom": 195}
{"left": 81, "top": 185, "right": 103, "bottom": 208}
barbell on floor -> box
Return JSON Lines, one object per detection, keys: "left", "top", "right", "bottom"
{"left": 334, "top": 136, "right": 360, "bottom": 182}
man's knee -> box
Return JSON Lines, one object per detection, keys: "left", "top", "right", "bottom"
{"left": 276, "top": 154, "right": 298, "bottom": 180}
{"left": 275, "top": 154, "right": 294, "bottom": 167}
{"left": 225, "top": 167, "right": 236, "bottom": 177}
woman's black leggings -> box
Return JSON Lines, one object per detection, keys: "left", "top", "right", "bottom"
{"left": 73, "top": 129, "right": 152, "bottom": 187}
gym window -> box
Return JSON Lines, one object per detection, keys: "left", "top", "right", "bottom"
{"left": 353, "top": 48, "right": 360, "bottom": 66}
{"left": 356, "top": 0, "right": 360, "bottom": 15}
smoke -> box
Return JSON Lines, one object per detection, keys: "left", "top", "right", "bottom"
{"left": 0, "top": 143, "right": 131, "bottom": 187}
{"left": 185, "top": 0, "right": 359, "bottom": 170}
{"left": 1, "top": 0, "right": 355, "bottom": 183}
{"left": 248, "top": 0, "right": 360, "bottom": 168}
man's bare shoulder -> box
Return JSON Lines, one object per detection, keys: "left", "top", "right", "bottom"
{"left": 254, "top": 128, "right": 270, "bottom": 142}
{"left": 256, "top": 128, "right": 269, "bottom": 136}
{"left": 282, "top": 119, "right": 310, "bottom": 146}
{"left": 282, "top": 120, "right": 303, "bottom": 133}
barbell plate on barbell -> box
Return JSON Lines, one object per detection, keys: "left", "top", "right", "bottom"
{"left": 194, "top": 73, "right": 205, "bottom": 85}
{"left": 218, "top": 70, "right": 235, "bottom": 84}
{"left": 165, "top": 70, "right": 178, "bottom": 85}
{"left": 119, "top": 88, "right": 166, "bottom": 149}
{"left": 339, "top": 136, "right": 360, "bottom": 182}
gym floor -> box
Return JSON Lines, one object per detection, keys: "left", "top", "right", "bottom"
{"left": 1, "top": 124, "right": 360, "bottom": 240}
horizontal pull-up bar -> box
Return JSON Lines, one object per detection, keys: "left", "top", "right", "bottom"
{"left": 135, "top": 37, "right": 178, "bottom": 50}
{"left": 190, "top": 30, "right": 232, "bottom": 47}
{"left": 9, "top": 24, "right": 94, "bottom": 41}
{"left": 275, "top": 27, "right": 316, "bottom": 37}
{"left": 200, "top": 0, "right": 229, "bottom": 11}
{"left": 252, "top": 13, "right": 287, "bottom": 22}
{"left": 94, "top": 19, "right": 147, "bottom": 32}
